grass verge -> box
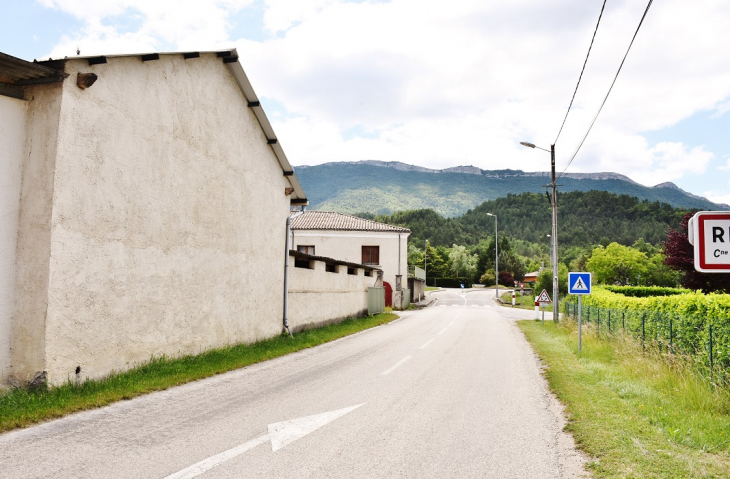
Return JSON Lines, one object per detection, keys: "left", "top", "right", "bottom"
{"left": 518, "top": 319, "right": 730, "bottom": 478}
{"left": 0, "top": 312, "right": 398, "bottom": 433}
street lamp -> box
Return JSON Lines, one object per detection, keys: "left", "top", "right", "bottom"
{"left": 424, "top": 239, "right": 429, "bottom": 287}
{"left": 521, "top": 140, "right": 559, "bottom": 320}
{"left": 486, "top": 213, "right": 498, "bottom": 298}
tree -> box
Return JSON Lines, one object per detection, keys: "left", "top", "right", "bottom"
{"left": 449, "top": 244, "right": 478, "bottom": 280}
{"left": 662, "top": 213, "right": 730, "bottom": 293}
{"left": 480, "top": 270, "right": 496, "bottom": 285}
{"left": 407, "top": 243, "right": 424, "bottom": 267}
{"left": 536, "top": 263, "right": 568, "bottom": 298}
{"left": 587, "top": 242, "right": 650, "bottom": 286}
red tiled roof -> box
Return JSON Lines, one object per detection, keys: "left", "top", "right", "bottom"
{"left": 290, "top": 211, "right": 410, "bottom": 233}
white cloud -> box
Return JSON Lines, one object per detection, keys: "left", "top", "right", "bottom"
{"left": 719, "top": 158, "right": 730, "bottom": 171}
{"left": 38, "top": 0, "right": 730, "bottom": 191}
{"left": 41, "top": 0, "right": 255, "bottom": 57}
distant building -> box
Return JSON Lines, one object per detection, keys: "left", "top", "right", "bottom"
{"left": 290, "top": 211, "right": 410, "bottom": 306}
{"left": 524, "top": 271, "right": 540, "bottom": 283}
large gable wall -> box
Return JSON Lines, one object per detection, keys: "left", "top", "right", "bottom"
{"left": 12, "top": 53, "right": 292, "bottom": 384}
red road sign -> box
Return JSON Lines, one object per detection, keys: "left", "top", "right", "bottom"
{"left": 689, "top": 211, "right": 730, "bottom": 273}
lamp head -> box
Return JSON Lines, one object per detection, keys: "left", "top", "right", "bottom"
{"left": 520, "top": 141, "right": 536, "bottom": 148}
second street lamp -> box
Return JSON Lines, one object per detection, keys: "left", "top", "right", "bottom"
{"left": 520, "top": 141, "right": 559, "bottom": 320}
{"left": 486, "top": 213, "right": 498, "bottom": 298}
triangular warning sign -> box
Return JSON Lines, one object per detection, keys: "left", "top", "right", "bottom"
{"left": 572, "top": 277, "right": 588, "bottom": 291}
{"left": 536, "top": 289, "right": 551, "bottom": 303}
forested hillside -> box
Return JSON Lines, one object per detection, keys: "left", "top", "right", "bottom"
{"left": 295, "top": 161, "right": 726, "bottom": 217}
{"left": 364, "top": 191, "right": 688, "bottom": 250}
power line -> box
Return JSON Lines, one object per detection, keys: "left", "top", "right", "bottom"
{"left": 554, "top": 0, "right": 608, "bottom": 145}
{"left": 559, "top": 0, "right": 654, "bottom": 179}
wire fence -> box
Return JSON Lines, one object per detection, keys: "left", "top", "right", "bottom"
{"left": 565, "top": 302, "right": 729, "bottom": 385}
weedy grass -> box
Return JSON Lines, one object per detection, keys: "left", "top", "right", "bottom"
{"left": 519, "top": 319, "right": 730, "bottom": 478}
{"left": 0, "top": 313, "right": 398, "bottom": 433}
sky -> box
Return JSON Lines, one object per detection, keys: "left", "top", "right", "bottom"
{"left": 2, "top": 0, "right": 729, "bottom": 205}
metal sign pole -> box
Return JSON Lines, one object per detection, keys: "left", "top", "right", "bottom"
{"left": 578, "top": 296, "right": 582, "bottom": 352}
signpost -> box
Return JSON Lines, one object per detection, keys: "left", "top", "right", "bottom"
{"left": 568, "top": 272, "right": 592, "bottom": 351}
{"left": 688, "top": 211, "right": 730, "bottom": 273}
{"left": 535, "top": 289, "right": 551, "bottom": 324}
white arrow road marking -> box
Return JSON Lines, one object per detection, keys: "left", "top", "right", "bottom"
{"left": 163, "top": 404, "right": 364, "bottom": 479}
{"left": 268, "top": 403, "right": 364, "bottom": 452}
{"left": 381, "top": 356, "right": 412, "bottom": 375}
{"left": 163, "top": 434, "right": 270, "bottom": 479}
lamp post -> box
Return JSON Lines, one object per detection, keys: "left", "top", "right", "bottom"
{"left": 520, "top": 141, "right": 559, "bottom": 320}
{"left": 424, "top": 239, "right": 429, "bottom": 287}
{"left": 486, "top": 213, "right": 498, "bottom": 298}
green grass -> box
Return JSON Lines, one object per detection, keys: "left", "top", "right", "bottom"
{"left": 0, "top": 313, "right": 398, "bottom": 433}
{"left": 425, "top": 286, "right": 440, "bottom": 291}
{"left": 518, "top": 320, "right": 730, "bottom": 478}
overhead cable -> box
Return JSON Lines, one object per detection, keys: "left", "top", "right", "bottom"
{"left": 558, "top": 0, "right": 654, "bottom": 179}
{"left": 553, "top": 0, "right": 608, "bottom": 145}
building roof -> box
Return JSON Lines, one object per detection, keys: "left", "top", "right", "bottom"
{"left": 290, "top": 211, "right": 410, "bottom": 233}
{"left": 1, "top": 49, "right": 307, "bottom": 204}
{"left": 0, "top": 52, "right": 67, "bottom": 99}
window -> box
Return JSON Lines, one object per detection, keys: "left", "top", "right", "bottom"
{"left": 362, "top": 246, "right": 379, "bottom": 265}
{"left": 325, "top": 263, "right": 337, "bottom": 273}
{"left": 347, "top": 267, "right": 357, "bottom": 275}
{"left": 297, "top": 245, "right": 315, "bottom": 255}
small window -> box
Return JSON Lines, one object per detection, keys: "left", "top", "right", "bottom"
{"left": 294, "top": 259, "right": 312, "bottom": 269}
{"left": 326, "top": 263, "right": 337, "bottom": 273}
{"left": 364, "top": 270, "right": 372, "bottom": 277}
{"left": 362, "top": 246, "right": 379, "bottom": 265}
{"left": 297, "top": 245, "right": 315, "bottom": 255}
{"left": 347, "top": 267, "right": 357, "bottom": 275}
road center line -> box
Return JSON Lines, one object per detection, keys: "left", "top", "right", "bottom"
{"left": 381, "top": 356, "right": 412, "bottom": 376}
{"left": 163, "top": 433, "right": 270, "bottom": 479}
{"left": 438, "top": 327, "right": 448, "bottom": 335}
{"left": 419, "top": 338, "right": 435, "bottom": 349}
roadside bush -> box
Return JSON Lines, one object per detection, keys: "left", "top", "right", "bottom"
{"left": 568, "top": 287, "right": 730, "bottom": 380}
{"left": 603, "top": 285, "right": 688, "bottom": 298}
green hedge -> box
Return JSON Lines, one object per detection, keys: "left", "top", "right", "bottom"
{"left": 603, "top": 285, "right": 688, "bottom": 298}
{"left": 566, "top": 287, "right": 730, "bottom": 381}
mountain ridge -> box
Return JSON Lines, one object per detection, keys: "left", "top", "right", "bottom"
{"left": 294, "top": 160, "right": 729, "bottom": 217}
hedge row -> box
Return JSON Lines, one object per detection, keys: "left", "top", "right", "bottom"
{"left": 602, "top": 285, "right": 688, "bottom": 298}
{"left": 567, "top": 287, "right": 730, "bottom": 381}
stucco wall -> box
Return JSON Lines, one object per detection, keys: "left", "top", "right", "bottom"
{"left": 10, "top": 84, "right": 64, "bottom": 382}
{"left": 12, "top": 54, "right": 293, "bottom": 384}
{"left": 0, "top": 95, "right": 28, "bottom": 383}
{"left": 287, "top": 255, "right": 375, "bottom": 331}
{"left": 291, "top": 231, "right": 408, "bottom": 294}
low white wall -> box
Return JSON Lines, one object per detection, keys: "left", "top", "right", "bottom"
{"left": 0, "top": 95, "right": 27, "bottom": 383}
{"left": 292, "top": 231, "right": 408, "bottom": 295}
{"left": 288, "top": 255, "right": 376, "bottom": 331}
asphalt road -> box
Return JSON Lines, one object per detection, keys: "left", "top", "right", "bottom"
{"left": 0, "top": 288, "right": 583, "bottom": 478}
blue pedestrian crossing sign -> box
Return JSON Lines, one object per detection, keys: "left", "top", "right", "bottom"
{"left": 568, "top": 272, "right": 592, "bottom": 295}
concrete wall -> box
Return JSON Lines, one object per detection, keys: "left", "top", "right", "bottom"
{"left": 287, "top": 255, "right": 376, "bottom": 331}
{"left": 291, "top": 231, "right": 408, "bottom": 296}
{"left": 0, "top": 95, "right": 28, "bottom": 383}
{"left": 11, "top": 54, "right": 293, "bottom": 384}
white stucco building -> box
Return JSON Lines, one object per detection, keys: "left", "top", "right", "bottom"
{"left": 290, "top": 211, "right": 410, "bottom": 306}
{"left": 0, "top": 50, "right": 312, "bottom": 385}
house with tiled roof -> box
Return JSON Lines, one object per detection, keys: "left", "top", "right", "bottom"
{"left": 290, "top": 211, "right": 410, "bottom": 307}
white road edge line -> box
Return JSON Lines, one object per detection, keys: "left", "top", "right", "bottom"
{"left": 163, "top": 433, "right": 270, "bottom": 479}
{"left": 438, "top": 327, "right": 448, "bottom": 335}
{"left": 419, "top": 338, "right": 435, "bottom": 349}
{"left": 381, "top": 356, "right": 412, "bottom": 376}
